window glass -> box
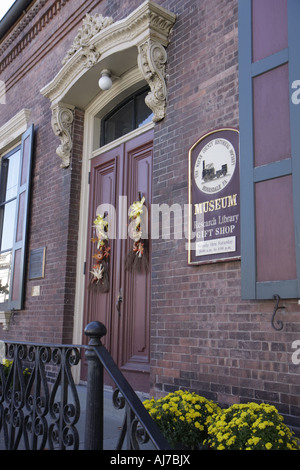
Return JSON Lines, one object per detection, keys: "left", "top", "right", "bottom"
{"left": 0, "top": 148, "right": 20, "bottom": 300}
{"left": 1, "top": 200, "right": 16, "bottom": 251}
{"left": 137, "top": 90, "right": 153, "bottom": 127}
{"left": 6, "top": 149, "right": 20, "bottom": 200}
{"left": 104, "top": 100, "right": 134, "bottom": 144}
{"left": 0, "top": 251, "right": 11, "bottom": 303}
{"left": 0, "top": 149, "right": 20, "bottom": 249}
{"left": 102, "top": 88, "right": 153, "bottom": 146}
{"left": 1, "top": 150, "right": 20, "bottom": 251}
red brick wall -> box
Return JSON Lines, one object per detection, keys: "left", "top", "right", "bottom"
{"left": 150, "top": 0, "right": 300, "bottom": 433}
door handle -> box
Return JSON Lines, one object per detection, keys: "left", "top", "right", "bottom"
{"left": 116, "top": 288, "right": 123, "bottom": 315}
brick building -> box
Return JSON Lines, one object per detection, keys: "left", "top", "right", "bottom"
{"left": 0, "top": 0, "right": 299, "bottom": 434}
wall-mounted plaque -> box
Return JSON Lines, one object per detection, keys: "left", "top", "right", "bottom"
{"left": 28, "top": 247, "right": 46, "bottom": 280}
{"left": 188, "top": 128, "right": 240, "bottom": 264}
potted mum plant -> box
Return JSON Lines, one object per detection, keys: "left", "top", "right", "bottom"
{"left": 205, "top": 402, "right": 300, "bottom": 450}
{"left": 143, "top": 390, "right": 221, "bottom": 449}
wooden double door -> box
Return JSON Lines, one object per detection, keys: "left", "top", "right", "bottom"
{"left": 81, "top": 130, "right": 153, "bottom": 392}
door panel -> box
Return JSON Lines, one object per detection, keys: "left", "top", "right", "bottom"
{"left": 120, "top": 137, "right": 152, "bottom": 376}
{"left": 85, "top": 147, "right": 121, "bottom": 351}
{"left": 81, "top": 146, "right": 122, "bottom": 381}
{"left": 81, "top": 130, "right": 153, "bottom": 392}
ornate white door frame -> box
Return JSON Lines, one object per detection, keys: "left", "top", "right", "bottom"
{"left": 40, "top": 0, "right": 176, "bottom": 168}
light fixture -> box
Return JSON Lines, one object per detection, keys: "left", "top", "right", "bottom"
{"left": 98, "top": 69, "right": 112, "bottom": 91}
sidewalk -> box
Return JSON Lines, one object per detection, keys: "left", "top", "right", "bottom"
{"left": 76, "top": 384, "right": 155, "bottom": 450}
{"left": 76, "top": 385, "right": 122, "bottom": 449}
{"left": 77, "top": 384, "right": 128, "bottom": 450}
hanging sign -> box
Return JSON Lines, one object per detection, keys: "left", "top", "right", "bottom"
{"left": 188, "top": 128, "right": 240, "bottom": 264}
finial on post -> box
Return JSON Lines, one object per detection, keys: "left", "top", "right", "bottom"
{"left": 84, "top": 321, "right": 107, "bottom": 346}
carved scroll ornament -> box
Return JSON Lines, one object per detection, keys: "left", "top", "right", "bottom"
{"left": 138, "top": 40, "right": 168, "bottom": 122}
{"left": 51, "top": 103, "right": 74, "bottom": 168}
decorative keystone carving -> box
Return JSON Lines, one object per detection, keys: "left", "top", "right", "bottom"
{"left": 81, "top": 44, "right": 100, "bottom": 67}
{"left": 138, "top": 40, "right": 168, "bottom": 122}
{"left": 62, "top": 13, "right": 113, "bottom": 66}
{"left": 51, "top": 103, "right": 74, "bottom": 168}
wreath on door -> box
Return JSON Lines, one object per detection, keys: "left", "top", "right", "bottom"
{"left": 125, "top": 195, "right": 149, "bottom": 273}
{"left": 89, "top": 212, "right": 110, "bottom": 292}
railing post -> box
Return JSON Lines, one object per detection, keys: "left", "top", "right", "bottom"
{"left": 84, "top": 321, "right": 107, "bottom": 450}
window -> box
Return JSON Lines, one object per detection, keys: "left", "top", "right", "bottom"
{"left": 0, "top": 147, "right": 20, "bottom": 303}
{"left": 101, "top": 88, "right": 153, "bottom": 146}
{"left": 0, "top": 125, "right": 34, "bottom": 310}
{"left": 238, "top": 0, "right": 300, "bottom": 299}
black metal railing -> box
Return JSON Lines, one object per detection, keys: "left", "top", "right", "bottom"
{"left": 0, "top": 321, "right": 170, "bottom": 451}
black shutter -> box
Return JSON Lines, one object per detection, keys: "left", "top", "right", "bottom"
{"left": 239, "top": 0, "right": 300, "bottom": 299}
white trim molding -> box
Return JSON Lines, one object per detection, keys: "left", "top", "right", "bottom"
{"left": 40, "top": 0, "right": 176, "bottom": 167}
{"left": 0, "top": 108, "right": 31, "bottom": 155}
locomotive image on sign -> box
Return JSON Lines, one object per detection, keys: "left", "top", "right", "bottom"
{"left": 202, "top": 161, "right": 228, "bottom": 182}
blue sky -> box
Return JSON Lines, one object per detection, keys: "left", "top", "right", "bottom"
{"left": 0, "top": 0, "right": 16, "bottom": 20}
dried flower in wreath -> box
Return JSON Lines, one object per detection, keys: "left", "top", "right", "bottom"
{"left": 89, "top": 213, "right": 110, "bottom": 292}
{"left": 125, "top": 196, "right": 149, "bottom": 273}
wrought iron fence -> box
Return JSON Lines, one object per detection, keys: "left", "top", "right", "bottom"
{"left": 0, "top": 321, "right": 170, "bottom": 451}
